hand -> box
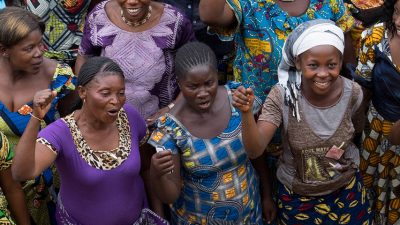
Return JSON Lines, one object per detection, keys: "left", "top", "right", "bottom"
{"left": 262, "top": 196, "right": 277, "bottom": 224}
{"left": 232, "top": 86, "right": 254, "bottom": 113}
{"left": 150, "top": 150, "right": 174, "bottom": 178}
{"left": 32, "top": 89, "right": 57, "bottom": 119}
{"left": 146, "top": 106, "right": 169, "bottom": 127}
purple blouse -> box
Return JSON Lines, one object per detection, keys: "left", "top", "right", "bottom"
{"left": 38, "top": 104, "right": 147, "bottom": 225}
{"left": 79, "top": 1, "right": 195, "bottom": 119}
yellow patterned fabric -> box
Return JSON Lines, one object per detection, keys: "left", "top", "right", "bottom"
{"left": 356, "top": 23, "right": 400, "bottom": 225}
{"left": 0, "top": 133, "right": 16, "bottom": 225}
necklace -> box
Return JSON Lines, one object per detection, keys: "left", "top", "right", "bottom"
{"left": 121, "top": 5, "right": 152, "bottom": 27}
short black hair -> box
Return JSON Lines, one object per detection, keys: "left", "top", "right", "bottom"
{"left": 175, "top": 42, "right": 217, "bottom": 80}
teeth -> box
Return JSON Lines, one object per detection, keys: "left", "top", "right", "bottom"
{"left": 127, "top": 8, "right": 140, "bottom": 15}
{"left": 314, "top": 81, "right": 329, "bottom": 87}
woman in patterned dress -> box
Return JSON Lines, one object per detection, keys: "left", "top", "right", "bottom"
{"left": 148, "top": 42, "right": 268, "bottom": 225}
{"left": 12, "top": 57, "right": 168, "bottom": 225}
{"left": 0, "top": 7, "right": 76, "bottom": 225}
{"left": 352, "top": 0, "right": 400, "bottom": 223}
{"left": 0, "top": 132, "right": 26, "bottom": 224}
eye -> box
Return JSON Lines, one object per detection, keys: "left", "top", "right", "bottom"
{"left": 24, "top": 46, "right": 34, "bottom": 52}
{"left": 308, "top": 63, "right": 317, "bottom": 68}
{"left": 328, "top": 63, "right": 338, "bottom": 68}
{"left": 100, "top": 91, "right": 111, "bottom": 97}
{"left": 205, "top": 80, "right": 214, "bottom": 86}
{"left": 119, "top": 90, "right": 125, "bottom": 96}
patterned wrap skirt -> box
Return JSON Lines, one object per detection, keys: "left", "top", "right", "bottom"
{"left": 277, "top": 173, "right": 373, "bottom": 225}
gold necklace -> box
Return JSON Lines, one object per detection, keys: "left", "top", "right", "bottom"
{"left": 121, "top": 5, "right": 152, "bottom": 27}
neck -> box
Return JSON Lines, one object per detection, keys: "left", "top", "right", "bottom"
{"left": 0, "top": 58, "right": 28, "bottom": 83}
{"left": 76, "top": 107, "right": 115, "bottom": 131}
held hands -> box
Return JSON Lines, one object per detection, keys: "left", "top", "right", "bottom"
{"left": 232, "top": 86, "right": 255, "bottom": 113}
{"left": 150, "top": 150, "right": 174, "bottom": 177}
{"left": 32, "top": 89, "right": 57, "bottom": 120}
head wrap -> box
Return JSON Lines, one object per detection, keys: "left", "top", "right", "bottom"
{"left": 277, "top": 19, "right": 344, "bottom": 121}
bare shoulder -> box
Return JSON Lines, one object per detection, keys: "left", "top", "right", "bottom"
{"left": 43, "top": 57, "right": 58, "bottom": 78}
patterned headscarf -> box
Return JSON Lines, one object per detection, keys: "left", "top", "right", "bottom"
{"left": 277, "top": 19, "right": 344, "bottom": 121}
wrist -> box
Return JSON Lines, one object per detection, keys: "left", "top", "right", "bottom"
{"left": 167, "top": 102, "right": 175, "bottom": 110}
{"left": 29, "top": 112, "right": 44, "bottom": 122}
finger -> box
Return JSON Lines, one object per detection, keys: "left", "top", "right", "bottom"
{"left": 232, "top": 94, "right": 249, "bottom": 105}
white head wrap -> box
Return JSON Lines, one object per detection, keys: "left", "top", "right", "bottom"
{"left": 277, "top": 19, "right": 344, "bottom": 121}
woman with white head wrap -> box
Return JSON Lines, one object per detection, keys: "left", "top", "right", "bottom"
{"left": 232, "top": 19, "right": 372, "bottom": 224}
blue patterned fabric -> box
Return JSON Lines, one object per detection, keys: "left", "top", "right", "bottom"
{"left": 212, "top": 0, "right": 354, "bottom": 102}
{"left": 148, "top": 84, "right": 263, "bottom": 225}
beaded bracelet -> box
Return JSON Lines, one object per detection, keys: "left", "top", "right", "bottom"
{"left": 29, "top": 112, "right": 44, "bottom": 122}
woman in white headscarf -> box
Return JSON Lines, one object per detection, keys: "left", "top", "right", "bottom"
{"left": 232, "top": 19, "right": 372, "bottom": 224}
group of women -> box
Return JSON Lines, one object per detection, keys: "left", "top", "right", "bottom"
{"left": 0, "top": 0, "right": 399, "bottom": 224}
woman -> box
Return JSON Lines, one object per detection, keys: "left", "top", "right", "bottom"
{"left": 199, "top": 0, "right": 355, "bottom": 106}
{"left": 148, "top": 42, "right": 270, "bottom": 224}
{"left": 0, "top": 7, "right": 76, "bottom": 225}
{"left": 76, "top": 0, "right": 195, "bottom": 120}
{"left": 0, "top": 132, "right": 28, "bottom": 224}
{"left": 233, "top": 19, "right": 372, "bottom": 224}
{"left": 25, "top": 0, "right": 103, "bottom": 67}
{"left": 12, "top": 57, "right": 168, "bottom": 225}
{"left": 353, "top": 0, "right": 400, "bottom": 223}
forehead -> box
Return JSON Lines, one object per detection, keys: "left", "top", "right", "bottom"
{"left": 88, "top": 73, "right": 124, "bottom": 86}
{"left": 299, "top": 45, "right": 342, "bottom": 59}
{"left": 183, "top": 64, "right": 217, "bottom": 80}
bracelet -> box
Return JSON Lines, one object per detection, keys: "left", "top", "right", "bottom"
{"left": 29, "top": 112, "right": 44, "bottom": 122}
{"left": 167, "top": 103, "right": 175, "bottom": 110}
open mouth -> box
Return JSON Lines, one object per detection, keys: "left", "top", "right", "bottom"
{"left": 314, "top": 81, "right": 330, "bottom": 89}
{"left": 198, "top": 101, "right": 211, "bottom": 109}
{"left": 107, "top": 109, "right": 119, "bottom": 117}
{"left": 126, "top": 8, "right": 142, "bottom": 16}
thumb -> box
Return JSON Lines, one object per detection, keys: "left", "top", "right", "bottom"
{"left": 51, "top": 90, "right": 58, "bottom": 99}
{"left": 245, "top": 88, "right": 254, "bottom": 96}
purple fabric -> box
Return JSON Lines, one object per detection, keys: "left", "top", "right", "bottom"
{"left": 38, "top": 104, "right": 147, "bottom": 225}
{"left": 79, "top": 1, "right": 195, "bottom": 119}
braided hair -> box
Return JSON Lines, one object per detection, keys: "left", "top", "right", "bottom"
{"left": 175, "top": 42, "right": 217, "bottom": 80}
{"left": 78, "top": 56, "right": 124, "bottom": 86}
{"left": 69, "top": 57, "right": 124, "bottom": 113}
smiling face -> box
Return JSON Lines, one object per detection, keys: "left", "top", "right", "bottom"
{"left": 5, "top": 29, "right": 44, "bottom": 75}
{"left": 179, "top": 64, "right": 219, "bottom": 112}
{"left": 296, "top": 45, "right": 342, "bottom": 97}
{"left": 80, "top": 73, "right": 126, "bottom": 123}
{"left": 394, "top": 0, "right": 400, "bottom": 36}
{"left": 118, "top": 0, "right": 151, "bottom": 23}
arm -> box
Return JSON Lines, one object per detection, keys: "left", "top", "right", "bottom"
{"left": 389, "top": 120, "right": 400, "bottom": 145}
{"left": 251, "top": 155, "right": 276, "bottom": 224}
{"left": 0, "top": 168, "right": 30, "bottom": 225}
{"left": 232, "top": 86, "right": 278, "bottom": 158}
{"left": 12, "top": 90, "right": 58, "bottom": 181}
{"left": 74, "top": 54, "right": 88, "bottom": 75}
{"left": 199, "top": 0, "right": 236, "bottom": 27}
{"left": 140, "top": 144, "right": 165, "bottom": 217}
{"left": 149, "top": 150, "right": 182, "bottom": 204}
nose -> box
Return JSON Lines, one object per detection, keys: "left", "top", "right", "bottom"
{"left": 197, "top": 87, "right": 209, "bottom": 99}
{"left": 33, "top": 43, "right": 44, "bottom": 58}
{"left": 109, "top": 94, "right": 121, "bottom": 105}
{"left": 317, "top": 66, "right": 329, "bottom": 77}
{"left": 126, "top": 0, "right": 138, "bottom": 4}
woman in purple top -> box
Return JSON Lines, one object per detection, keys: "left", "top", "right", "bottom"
{"left": 75, "top": 0, "right": 195, "bottom": 121}
{"left": 11, "top": 57, "right": 168, "bottom": 225}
